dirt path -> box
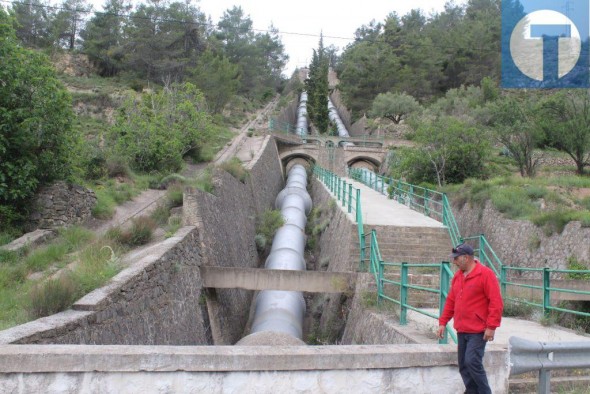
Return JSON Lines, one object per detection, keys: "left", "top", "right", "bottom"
{"left": 214, "top": 96, "right": 279, "bottom": 165}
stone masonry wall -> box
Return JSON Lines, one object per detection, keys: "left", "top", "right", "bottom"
{"left": 29, "top": 181, "right": 97, "bottom": 229}
{"left": 0, "top": 135, "right": 284, "bottom": 346}
{"left": 308, "top": 178, "right": 358, "bottom": 342}
{"left": 0, "top": 227, "right": 209, "bottom": 345}
{"left": 454, "top": 200, "right": 590, "bottom": 270}
{"left": 183, "top": 135, "right": 284, "bottom": 344}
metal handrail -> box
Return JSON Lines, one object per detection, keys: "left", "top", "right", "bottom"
{"left": 348, "top": 168, "right": 462, "bottom": 247}
{"left": 313, "top": 165, "right": 366, "bottom": 271}
{"left": 377, "top": 260, "right": 457, "bottom": 344}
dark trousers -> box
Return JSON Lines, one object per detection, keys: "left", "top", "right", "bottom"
{"left": 457, "top": 332, "right": 492, "bottom": 394}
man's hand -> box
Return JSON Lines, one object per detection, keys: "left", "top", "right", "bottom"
{"left": 436, "top": 325, "right": 446, "bottom": 339}
{"left": 483, "top": 328, "right": 495, "bottom": 342}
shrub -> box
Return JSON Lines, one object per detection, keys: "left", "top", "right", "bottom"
{"left": 502, "top": 299, "right": 534, "bottom": 318}
{"left": 73, "top": 243, "right": 121, "bottom": 294}
{"left": 105, "top": 156, "right": 131, "bottom": 178}
{"left": 256, "top": 210, "right": 285, "bottom": 241}
{"left": 566, "top": 256, "right": 590, "bottom": 280}
{"left": 525, "top": 185, "right": 548, "bottom": 199}
{"left": 166, "top": 183, "right": 184, "bottom": 207}
{"left": 531, "top": 209, "right": 579, "bottom": 235}
{"left": 24, "top": 243, "right": 70, "bottom": 272}
{"left": 220, "top": 158, "right": 249, "bottom": 183}
{"left": 165, "top": 216, "right": 182, "bottom": 238}
{"left": 159, "top": 174, "right": 187, "bottom": 189}
{"left": 150, "top": 204, "right": 171, "bottom": 226}
{"left": 192, "top": 167, "right": 214, "bottom": 193}
{"left": 491, "top": 187, "right": 537, "bottom": 219}
{"left": 28, "top": 274, "right": 80, "bottom": 318}
{"left": 254, "top": 234, "right": 267, "bottom": 252}
{"left": 120, "top": 216, "right": 156, "bottom": 246}
{"left": 92, "top": 188, "right": 116, "bottom": 219}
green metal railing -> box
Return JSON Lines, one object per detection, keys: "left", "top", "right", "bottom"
{"left": 348, "top": 168, "right": 461, "bottom": 247}
{"left": 318, "top": 165, "right": 590, "bottom": 339}
{"left": 313, "top": 166, "right": 367, "bottom": 270}
{"left": 502, "top": 266, "right": 590, "bottom": 319}
{"left": 376, "top": 260, "right": 457, "bottom": 344}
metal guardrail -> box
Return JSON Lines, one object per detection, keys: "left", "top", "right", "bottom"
{"left": 348, "top": 168, "right": 461, "bottom": 247}
{"left": 349, "top": 168, "right": 590, "bottom": 321}
{"left": 376, "top": 259, "right": 457, "bottom": 344}
{"left": 313, "top": 166, "right": 366, "bottom": 270}
{"left": 510, "top": 336, "right": 590, "bottom": 394}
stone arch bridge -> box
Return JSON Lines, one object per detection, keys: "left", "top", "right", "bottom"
{"left": 274, "top": 134, "right": 388, "bottom": 176}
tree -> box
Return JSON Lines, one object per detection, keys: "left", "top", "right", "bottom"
{"left": 50, "top": 0, "right": 92, "bottom": 50}
{"left": 189, "top": 50, "right": 240, "bottom": 114}
{"left": 10, "top": 0, "right": 51, "bottom": 48}
{"left": 123, "top": 0, "right": 207, "bottom": 82}
{"left": 412, "top": 116, "right": 489, "bottom": 185}
{"left": 109, "top": 83, "right": 213, "bottom": 172}
{"left": 0, "top": 9, "right": 76, "bottom": 218}
{"left": 305, "top": 34, "right": 329, "bottom": 133}
{"left": 540, "top": 90, "right": 590, "bottom": 175}
{"left": 370, "top": 92, "right": 421, "bottom": 124}
{"left": 487, "top": 95, "right": 543, "bottom": 177}
{"left": 80, "top": 0, "right": 130, "bottom": 76}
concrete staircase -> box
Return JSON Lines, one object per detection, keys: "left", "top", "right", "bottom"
{"left": 367, "top": 225, "right": 452, "bottom": 264}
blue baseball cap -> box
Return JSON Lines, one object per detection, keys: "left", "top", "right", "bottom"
{"left": 451, "top": 243, "right": 474, "bottom": 259}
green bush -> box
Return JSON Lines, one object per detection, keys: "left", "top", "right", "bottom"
{"left": 92, "top": 188, "right": 116, "bottom": 219}
{"left": 255, "top": 210, "right": 284, "bottom": 253}
{"left": 220, "top": 158, "right": 249, "bottom": 183}
{"left": 531, "top": 210, "right": 580, "bottom": 235}
{"left": 166, "top": 183, "right": 184, "bottom": 207}
{"left": 490, "top": 187, "right": 537, "bottom": 219}
{"left": 105, "top": 156, "right": 131, "bottom": 178}
{"left": 109, "top": 83, "right": 214, "bottom": 173}
{"left": 159, "top": 174, "right": 187, "bottom": 189}
{"left": 150, "top": 204, "right": 171, "bottom": 226}
{"left": 120, "top": 216, "right": 156, "bottom": 246}
{"left": 525, "top": 185, "right": 548, "bottom": 199}
{"left": 566, "top": 256, "right": 590, "bottom": 280}
{"left": 28, "top": 274, "right": 80, "bottom": 318}
{"left": 193, "top": 167, "right": 214, "bottom": 193}
{"left": 0, "top": 10, "right": 77, "bottom": 210}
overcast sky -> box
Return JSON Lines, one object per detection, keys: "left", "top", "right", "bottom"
{"left": 197, "top": 0, "right": 467, "bottom": 76}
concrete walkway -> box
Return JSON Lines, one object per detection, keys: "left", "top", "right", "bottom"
{"left": 324, "top": 176, "right": 590, "bottom": 346}
{"left": 406, "top": 308, "right": 590, "bottom": 345}
{"left": 338, "top": 178, "right": 446, "bottom": 228}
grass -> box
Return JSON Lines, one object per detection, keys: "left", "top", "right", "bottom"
{"left": 220, "top": 157, "right": 249, "bottom": 183}
{"left": 451, "top": 174, "right": 590, "bottom": 233}
{"left": 0, "top": 226, "right": 124, "bottom": 329}
{"left": 106, "top": 217, "right": 156, "bottom": 247}
{"left": 255, "top": 209, "right": 285, "bottom": 253}
{"left": 192, "top": 167, "right": 215, "bottom": 194}
{"left": 90, "top": 177, "right": 147, "bottom": 219}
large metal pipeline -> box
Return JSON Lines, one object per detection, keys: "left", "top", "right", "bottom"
{"left": 295, "top": 91, "right": 308, "bottom": 138}
{"left": 328, "top": 98, "right": 354, "bottom": 147}
{"left": 245, "top": 164, "right": 312, "bottom": 340}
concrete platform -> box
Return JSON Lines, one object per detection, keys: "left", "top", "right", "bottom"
{"left": 337, "top": 178, "right": 446, "bottom": 228}
{"left": 405, "top": 308, "right": 590, "bottom": 345}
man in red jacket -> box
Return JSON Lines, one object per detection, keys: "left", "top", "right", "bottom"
{"left": 437, "top": 243, "right": 503, "bottom": 394}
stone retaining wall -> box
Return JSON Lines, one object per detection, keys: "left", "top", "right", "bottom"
{"left": 454, "top": 200, "right": 590, "bottom": 270}
{"left": 0, "top": 227, "right": 209, "bottom": 345}
{"left": 183, "top": 135, "right": 284, "bottom": 344}
{"left": 29, "top": 181, "right": 97, "bottom": 229}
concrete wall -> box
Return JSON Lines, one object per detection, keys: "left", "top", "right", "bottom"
{"left": 183, "top": 135, "right": 284, "bottom": 344}
{"left": 454, "top": 200, "right": 590, "bottom": 270}
{"left": 0, "top": 344, "right": 509, "bottom": 394}
{"left": 0, "top": 227, "right": 209, "bottom": 345}
{"left": 0, "top": 135, "right": 284, "bottom": 346}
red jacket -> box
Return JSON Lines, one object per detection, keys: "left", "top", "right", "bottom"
{"left": 439, "top": 260, "right": 503, "bottom": 333}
